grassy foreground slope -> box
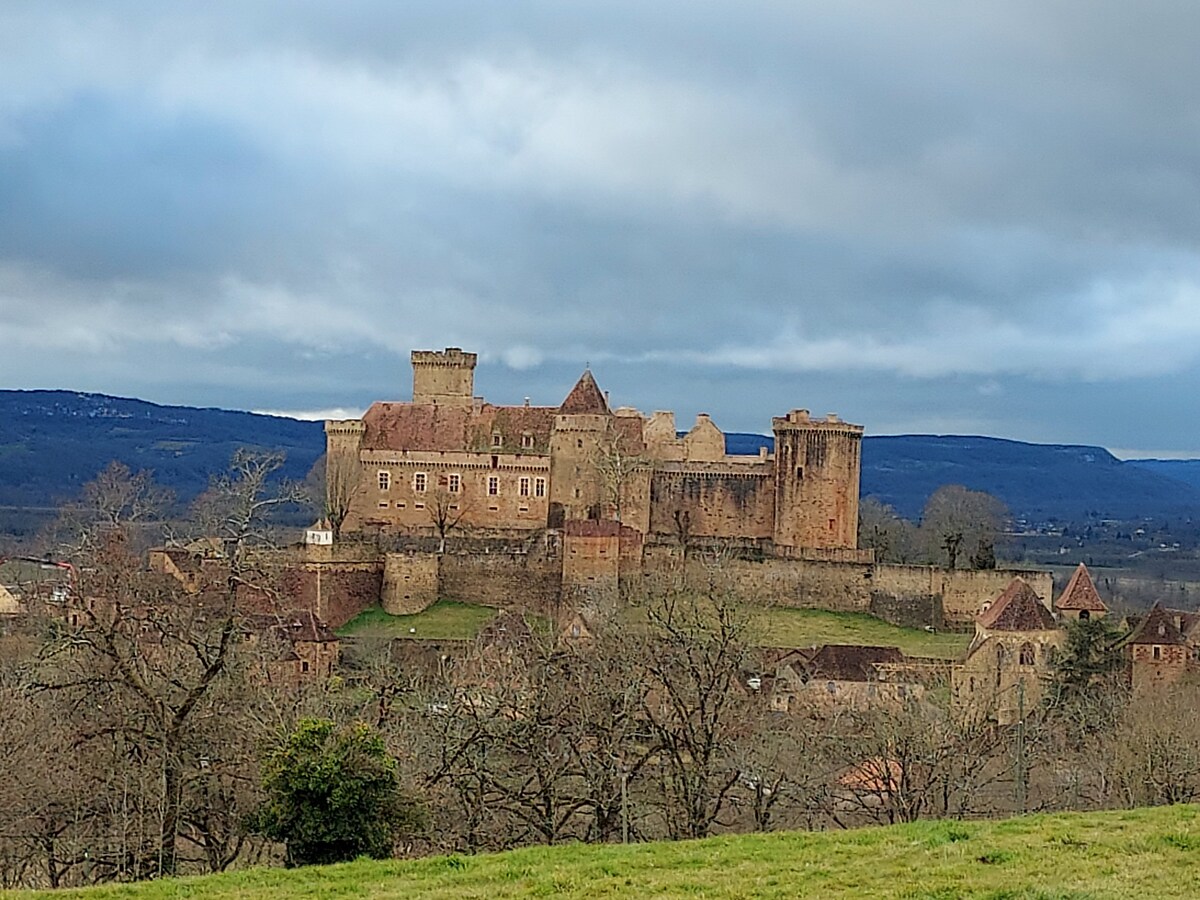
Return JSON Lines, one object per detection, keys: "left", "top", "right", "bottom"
{"left": 16, "top": 805, "right": 1200, "bottom": 899}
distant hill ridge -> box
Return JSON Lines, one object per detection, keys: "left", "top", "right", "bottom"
{"left": 0, "top": 390, "right": 322, "bottom": 508}
{"left": 1, "top": 390, "right": 1197, "bottom": 524}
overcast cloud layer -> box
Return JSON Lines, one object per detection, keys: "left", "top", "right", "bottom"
{"left": 3, "top": 2, "right": 1200, "bottom": 454}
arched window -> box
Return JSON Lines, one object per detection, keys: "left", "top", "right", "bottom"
{"left": 1019, "top": 643, "right": 1035, "bottom": 666}
{"left": 1079, "top": 609, "right": 1090, "bottom": 621}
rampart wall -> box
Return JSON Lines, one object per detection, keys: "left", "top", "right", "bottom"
{"left": 438, "top": 552, "right": 563, "bottom": 613}
{"left": 629, "top": 554, "right": 1051, "bottom": 631}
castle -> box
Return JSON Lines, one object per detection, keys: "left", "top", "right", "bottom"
{"left": 325, "top": 347, "right": 868, "bottom": 559}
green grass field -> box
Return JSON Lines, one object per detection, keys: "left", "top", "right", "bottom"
{"left": 13, "top": 805, "right": 1200, "bottom": 898}
{"left": 752, "top": 608, "right": 971, "bottom": 659}
{"left": 337, "top": 601, "right": 499, "bottom": 641}
{"left": 339, "top": 602, "right": 969, "bottom": 659}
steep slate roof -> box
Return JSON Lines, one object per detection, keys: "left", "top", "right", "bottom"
{"left": 1056, "top": 563, "right": 1108, "bottom": 613}
{"left": 804, "top": 644, "right": 905, "bottom": 682}
{"left": 558, "top": 370, "right": 611, "bottom": 415}
{"left": 977, "top": 578, "right": 1057, "bottom": 632}
{"left": 1126, "top": 602, "right": 1189, "bottom": 646}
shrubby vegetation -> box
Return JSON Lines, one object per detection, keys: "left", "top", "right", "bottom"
{"left": 3, "top": 463, "right": 1200, "bottom": 890}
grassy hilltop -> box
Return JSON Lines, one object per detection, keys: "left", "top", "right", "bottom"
{"left": 12, "top": 804, "right": 1200, "bottom": 899}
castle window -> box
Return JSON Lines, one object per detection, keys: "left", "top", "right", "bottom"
{"left": 519, "top": 477, "right": 531, "bottom": 497}
{"left": 1019, "top": 643, "right": 1035, "bottom": 666}
{"left": 301, "top": 661, "right": 309, "bottom": 674}
{"left": 492, "top": 433, "right": 503, "bottom": 447}
{"left": 1079, "top": 609, "right": 1090, "bottom": 621}
{"left": 521, "top": 433, "right": 534, "bottom": 449}
{"left": 378, "top": 471, "right": 391, "bottom": 491}
{"left": 414, "top": 502, "right": 424, "bottom": 510}
{"left": 1153, "top": 645, "right": 1162, "bottom": 660}
{"left": 577, "top": 439, "right": 584, "bottom": 449}
{"left": 535, "top": 477, "right": 546, "bottom": 498}
{"left": 378, "top": 501, "right": 389, "bottom": 508}
{"left": 413, "top": 472, "right": 427, "bottom": 493}
{"left": 448, "top": 473, "right": 461, "bottom": 493}
{"left": 488, "top": 476, "right": 499, "bottom": 496}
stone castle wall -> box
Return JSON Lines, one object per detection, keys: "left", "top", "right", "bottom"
{"left": 628, "top": 553, "right": 1051, "bottom": 631}
{"left": 438, "top": 552, "right": 563, "bottom": 613}
{"left": 648, "top": 466, "right": 775, "bottom": 541}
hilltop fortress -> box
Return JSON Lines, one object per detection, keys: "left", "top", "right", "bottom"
{"left": 302, "top": 348, "right": 1046, "bottom": 630}
{"left": 326, "top": 347, "right": 865, "bottom": 557}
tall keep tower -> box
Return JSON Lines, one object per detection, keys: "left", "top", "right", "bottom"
{"left": 411, "top": 347, "right": 476, "bottom": 408}
{"left": 772, "top": 409, "right": 863, "bottom": 551}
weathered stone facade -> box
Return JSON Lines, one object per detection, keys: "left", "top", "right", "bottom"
{"left": 951, "top": 578, "right": 1064, "bottom": 725}
{"left": 327, "top": 347, "right": 869, "bottom": 558}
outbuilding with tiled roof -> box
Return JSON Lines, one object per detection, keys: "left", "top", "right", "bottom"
{"left": 1055, "top": 563, "right": 1108, "bottom": 621}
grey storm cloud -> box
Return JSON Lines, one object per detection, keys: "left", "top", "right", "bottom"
{"left": 2, "top": 1, "right": 1200, "bottom": 452}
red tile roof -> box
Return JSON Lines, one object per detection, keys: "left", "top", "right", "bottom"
{"left": 977, "top": 578, "right": 1057, "bottom": 631}
{"left": 246, "top": 610, "right": 339, "bottom": 644}
{"left": 361, "top": 402, "right": 557, "bottom": 452}
{"left": 558, "top": 370, "right": 610, "bottom": 415}
{"left": 1056, "top": 563, "right": 1108, "bottom": 612}
{"left": 1126, "top": 602, "right": 1189, "bottom": 646}
{"left": 804, "top": 644, "right": 905, "bottom": 682}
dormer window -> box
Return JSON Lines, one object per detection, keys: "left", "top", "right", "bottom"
{"left": 521, "top": 433, "right": 534, "bottom": 449}
{"left": 492, "top": 433, "right": 503, "bottom": 447}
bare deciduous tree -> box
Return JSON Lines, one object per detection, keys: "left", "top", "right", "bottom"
{"left": 920, "top": 485, "right": 1007, "bottom": 569}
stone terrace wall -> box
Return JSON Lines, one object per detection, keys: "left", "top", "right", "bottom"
{"left": 439, "top": 552, "right": 562, "bottom": 614}
{"left": 276, "top": 563, "right": 383, "bottom": 629}
{"left": 633, "top": 554, "right": 1051, "bottom": 631}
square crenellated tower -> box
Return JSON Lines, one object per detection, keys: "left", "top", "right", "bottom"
{"left": 411, "top": 347, "right": 477, "bottom": 408}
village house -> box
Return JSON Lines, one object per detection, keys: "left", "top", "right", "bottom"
{"left": 1123, "top": 602, "right": 1191, "bottom": 692}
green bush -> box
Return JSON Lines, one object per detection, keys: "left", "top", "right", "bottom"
{"left": 252, "top": 718, "right": 426, "bottom": 866}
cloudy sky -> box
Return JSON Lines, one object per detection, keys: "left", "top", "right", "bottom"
{"left": 3, "top": 2, "right": 1199, "bottom": 456}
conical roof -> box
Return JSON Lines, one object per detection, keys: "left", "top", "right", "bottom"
{"left": 558, "top": 370, "right": 610, "bottom": 415}
{"left": 977, "top": 578, "right": 1057, "bottom": 631}
{"left": 1127, "top": 602, "right": 1189, "bottom": 646}
{"left": 1056, "top": 563, "right": 1108, "bottom": 613}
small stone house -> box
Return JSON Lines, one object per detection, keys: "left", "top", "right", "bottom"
{"left": 770, "top": 644, "right": 920, "bottom": 712}
{"left": 244, "top": 610, "right": 339, "bottom": 685}
{"left": 1124, "top": 602, "right": 1190, "bottom": 692}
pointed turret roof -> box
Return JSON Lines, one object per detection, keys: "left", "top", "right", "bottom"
{"left": 558, "top": 369, "right": 610, "bottom": 415}
{"left": 1126, "top": 602, "right": 1189, "bottom": 646}
{"left": 1056, "top": 563, "right": 1108, "bottom": 613}
{"left": 977, "top": 578, "right": 1057, "bottom": 632}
